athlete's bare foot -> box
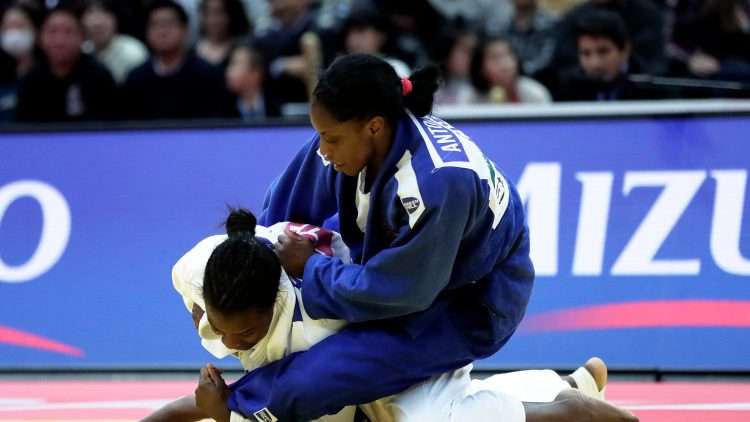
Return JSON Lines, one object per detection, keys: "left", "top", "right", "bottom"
{"left": 563, "top": 356, "right": 608, "bottom": 396}
{"left": 583, "top": 356, "right": 608, "bottom": 391}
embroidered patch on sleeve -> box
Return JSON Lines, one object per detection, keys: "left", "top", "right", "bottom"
{"left": 253, "top": 407, "right": 279, "bottom": 422}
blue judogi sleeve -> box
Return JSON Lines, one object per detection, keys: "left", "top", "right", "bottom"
{"left": 227, "top": 302, "right": 480, "bottom": 422}
{"left": 259, "top": 136, "right": 338, "bottom": 228}
{"left": 301, "top": 171, "right": 474, "bottom": 322}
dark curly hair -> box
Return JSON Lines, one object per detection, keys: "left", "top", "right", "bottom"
{"left": 203, "top": 209, "right": 280, "bottom": 314}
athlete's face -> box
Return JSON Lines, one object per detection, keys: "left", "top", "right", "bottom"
{"left": 310, "top": 102, "right": 383, "bottom": 177}
{"left": 206, "top": 305, "right": 273, "bottom": 351}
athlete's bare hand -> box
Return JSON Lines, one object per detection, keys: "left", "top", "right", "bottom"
{"left": 195, "top": 364, "right": 230, "bottom": 422}
{"left": 276, "top": 227, "right": 315, "bottom": 278}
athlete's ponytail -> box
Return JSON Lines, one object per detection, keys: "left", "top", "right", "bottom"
{"left": 313, "top": 53, "right": 440, "bottom": 126}
{"left": 203, "top": 208, "right": 280, "bottom": 314}
{"left": 403, "top": 65, "right": 440, "bottom": 118}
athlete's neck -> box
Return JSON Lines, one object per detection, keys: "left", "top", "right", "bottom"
{"left": 366, "top": 124, "right": 394, "bottom": 186}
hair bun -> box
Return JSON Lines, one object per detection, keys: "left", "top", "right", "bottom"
{"left": 403, "top": 64, "right": 440, "bottom": 117}
{"left": 225, "top": 208, "right": 257, "bottom": 238}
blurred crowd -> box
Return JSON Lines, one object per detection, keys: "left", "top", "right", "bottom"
{"left": 0, "top": 0, "right": 748, "bottom": 124}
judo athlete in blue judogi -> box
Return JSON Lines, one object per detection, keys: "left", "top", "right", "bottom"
{"left": 226, "top": 54, "right": 536, "bottom": 421}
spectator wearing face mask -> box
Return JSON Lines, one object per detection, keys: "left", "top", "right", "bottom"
{"left": 81, "top": 1, "right": 148, "bottom": 84}
{"left": 15, "top": 5, "right": 117, "bottom": 122}
{"left": 0, "top": 2, "right": 42, "bottom": 120}
{"left": 1, "top": 3, "right": 40, "bottom": 77}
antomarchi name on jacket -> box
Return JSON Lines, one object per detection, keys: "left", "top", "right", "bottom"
{"left": 419, "top": 115, "right": 470, "bottom": 162}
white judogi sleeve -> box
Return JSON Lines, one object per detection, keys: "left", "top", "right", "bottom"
{"left": 172, "top": 234, "right": 227, "bottom": 313}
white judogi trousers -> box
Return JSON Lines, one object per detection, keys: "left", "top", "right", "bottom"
{"left": 308, "top": 364, "right": 570, "bottom": 422}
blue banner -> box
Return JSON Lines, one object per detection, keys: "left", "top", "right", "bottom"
{"left": 1, "top": 115, "right": 748, "bottom": 371}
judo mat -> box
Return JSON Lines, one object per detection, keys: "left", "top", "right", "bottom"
{"left": 1, "top": 377, "right": 749, "bottom": 421}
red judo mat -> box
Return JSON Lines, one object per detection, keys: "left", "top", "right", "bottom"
{"left": 0, "top": 379, "right": 749, "bottom": 421}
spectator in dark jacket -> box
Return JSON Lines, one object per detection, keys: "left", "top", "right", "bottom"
{"left": 556, "top": 10, "right": 670, "bottom": 101}
{"left": 493, "top": 0, "right": 558, "bottom": 76}
{"left": 341, "top": 6, "right": 410, "bottom": 77}
{"left": 538, "top": 0, "right": 667, "bottom": 93}
{"left": 122, "top": 0, "right": 227, "bottom": 120}
{"left": 253, "top": 0, "right": 320, "bottom": 114}
{"left": 223, "top": 41, "right": 279, "bottom": 120}
{"left": 15, "top": 5, "right": 117, "bottom": 122}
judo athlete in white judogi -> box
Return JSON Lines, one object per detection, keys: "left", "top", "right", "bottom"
{"left": 143, "top": 211, "right": 637, "bottom": 422}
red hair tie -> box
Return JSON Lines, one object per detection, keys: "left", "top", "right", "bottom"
{"left": 401, "top": 77, "right": 413, "bottom": 96}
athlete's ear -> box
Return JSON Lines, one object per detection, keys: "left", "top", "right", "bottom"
{"left": 367, "top": 116, "right": 385, "bottom": 137}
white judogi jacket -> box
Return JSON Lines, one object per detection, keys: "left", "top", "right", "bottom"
{"left": 172, "top": 222, "right": 348, "bottom": 372}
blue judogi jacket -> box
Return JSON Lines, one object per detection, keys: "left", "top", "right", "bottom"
{"left": 229, "top": 111, "right": 534, "bottom": 420}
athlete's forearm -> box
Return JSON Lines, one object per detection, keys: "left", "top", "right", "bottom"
{"left": 141, "top": 395, "right": 208, "bottom": 422}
